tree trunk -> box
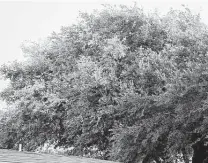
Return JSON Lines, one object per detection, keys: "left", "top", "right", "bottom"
{"left": 192, "top": 140, "right": 207, "bottom": 163}
{"left": 181, "top": 148, "right": 190, "bottom": 163}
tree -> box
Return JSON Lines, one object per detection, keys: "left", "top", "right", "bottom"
{"left": 1, "top": 4, "right": 208, "bottom": 163}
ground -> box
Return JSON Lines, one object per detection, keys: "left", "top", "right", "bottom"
{"left": 0, "top": 149, "right": 120, "bottom": 163}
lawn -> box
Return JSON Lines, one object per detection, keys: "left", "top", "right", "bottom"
{"left": 0, "top": 149, "right": 120, "bottom": 163}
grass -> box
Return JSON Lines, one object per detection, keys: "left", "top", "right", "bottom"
{"left": 0, "top": 149, "right": 120, "bottom": 163}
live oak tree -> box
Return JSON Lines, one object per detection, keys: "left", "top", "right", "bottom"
{"left": 1, "top": 4, "right": 208, "bottom": 163}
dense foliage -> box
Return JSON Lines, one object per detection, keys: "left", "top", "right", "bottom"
{"left": 1, "top": 4, "right": 208, "bottom": 163}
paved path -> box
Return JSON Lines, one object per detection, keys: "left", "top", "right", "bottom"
{"left": 0, "top": 149, "right": 120, "bottom": 163}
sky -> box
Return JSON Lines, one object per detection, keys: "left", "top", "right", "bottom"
{"left": 0, "top": 0, "right": 208, "bottom": 108}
